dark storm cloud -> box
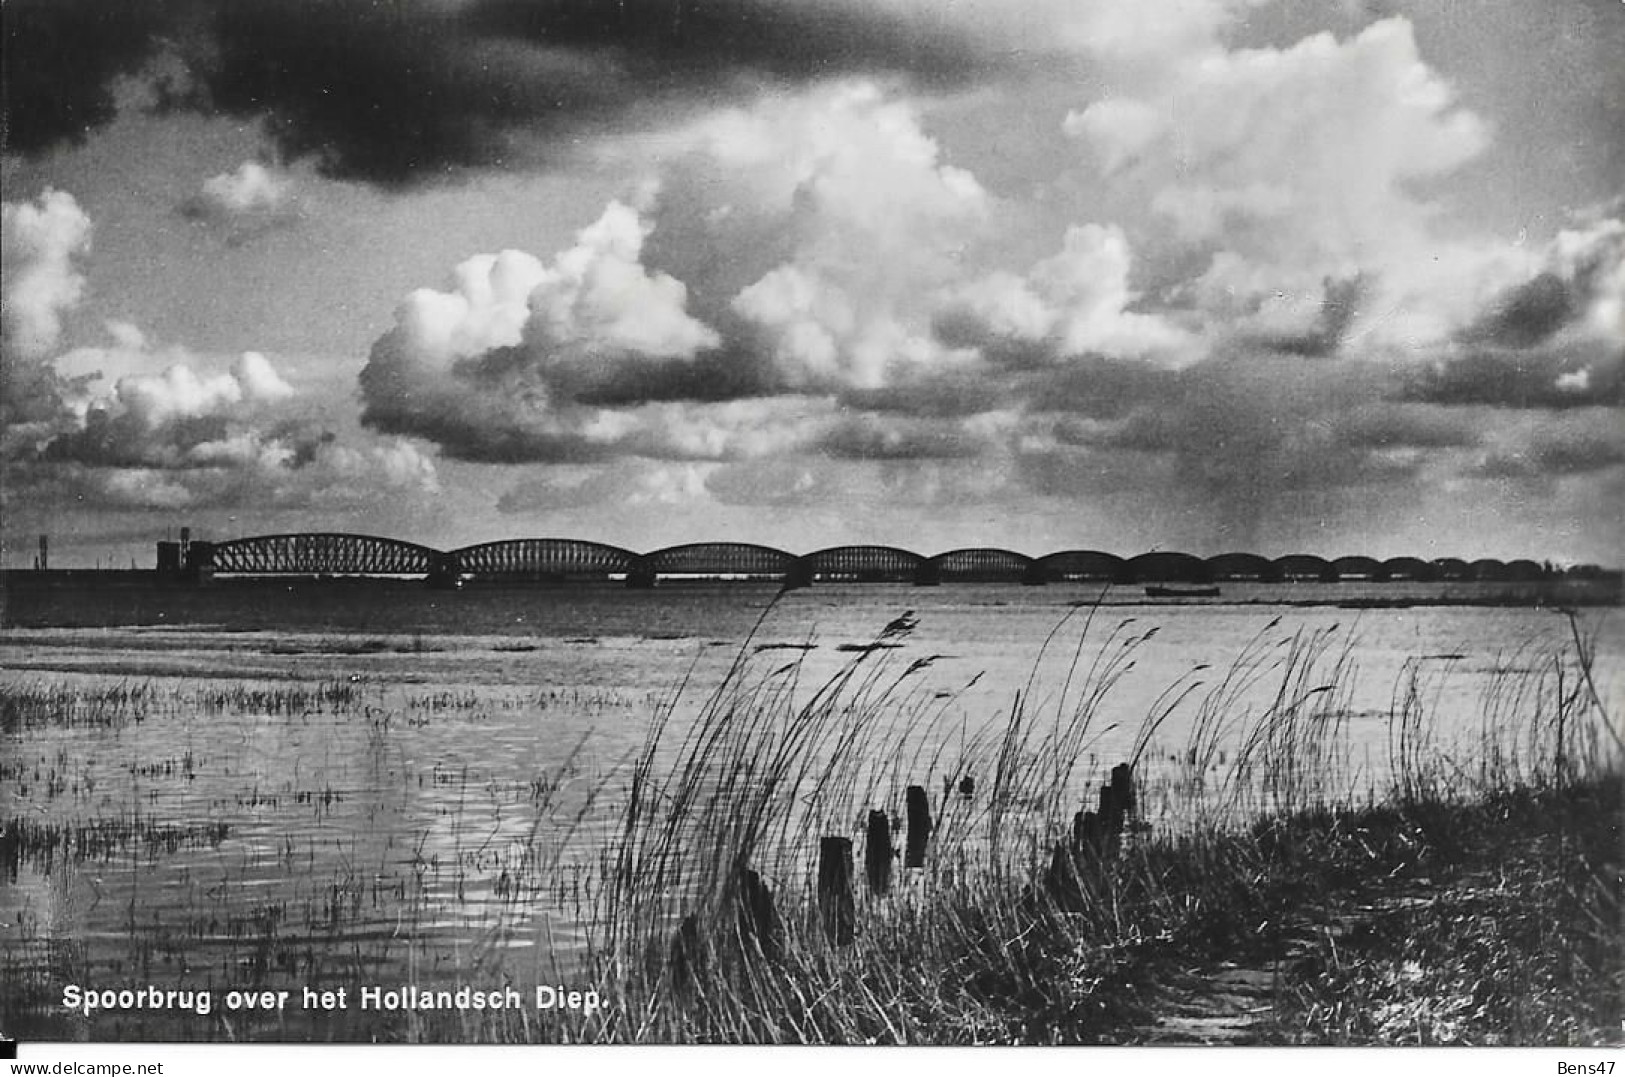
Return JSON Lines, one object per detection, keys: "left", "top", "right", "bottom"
{"left": 1472, "top": 412, "right": 1625, "bottom": 479}
{"left": 1026, "top": 357, "right": 1177, "bottom": 422}
{"left": 461, "top": 341, "right": 772, "bottom": 408}
{"left": 1398, "top": 342, "right": 1624, "bottom": 410}
{"left": 40, "top": 411, "right": 232, "bottom": 469}
{"left": 838, "top": 372, "right": 1023, "bottom": 418}
{"left": 1, "top": 0, "right": 186, "bottom": 155}
{"left": 1017, "top": 354, "right": 1437, "bottom": 549}
{"left": 1328, "top": 403, "right": 1482, "bottom": 451}
{"left": 1457, "top": 272, "right": 1577, "bottom": 349}
{"left": 3, "top": 0, "right": 989, "bottom": 185}
{"left": 467, "top": 0, "right": 986, "bottom": 86}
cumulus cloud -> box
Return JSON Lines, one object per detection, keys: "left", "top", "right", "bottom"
{"left": 23, "top": 336, "right": 441, "bottom": 509}
{"left": 2, "top": 189, "right": 94, "bottom": 454}
{"left": 1461, "top": 218, "right": 1625, "bottom": 350}
{"left": 938, "top": 223, "right": 1195, "bottom": 366}
{"left": 2, "top": 188, "right": 93, "bottom": 361}
{"left": 1064, "top": 17, "right": 1504, "bottom": 354}
{"left": 41, "top": 344, "right": 306, "bottom": 469}
{"left": 1401, "top": 220, "right": 1625, "bottom": 410}
{"left": 1, "top": 187, "right": 442, "bottom": 514}
{"left": 360, "top": 200, "right": 749, "bottom": 459}
{"left": 359, "top": 84, "right": 1014, "bottom": 462}
{"left": 700, "top": 83, "right": 989, "bottom": 390}
{"left": 180, "top": 162, "right": 302, "bottom": 242}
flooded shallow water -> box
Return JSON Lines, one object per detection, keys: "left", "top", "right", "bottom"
{"left": 2, "top": 579, "right": 1619, "bottom": 1040}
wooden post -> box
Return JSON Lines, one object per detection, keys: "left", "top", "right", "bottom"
{"left": 1046, "top": 763, "right": 1138, "bottom": 906}
{"left": 817, "top": 837, "right": 855, "bottom": 945}
{"left": 1098, "top": 783, "right": 1122, "bottom": 856}
{"left": 905, "top": 784, "right": 931, "bottom": 868}
{"left": 1110, "top": 763, "right": 1136, "bottom": 821}
{"left": 864, "top": 810, "right": 894, "bottom": 894}
{"left": 1045, "top": 839, "right": 1081, "bottom": 904}
{"left": 737, "top": 868, "right": 780, "bottom": 961}
{"left": 669, "top": 913, "right": 702, "bottom": 986}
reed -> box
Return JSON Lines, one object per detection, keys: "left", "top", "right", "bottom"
{"left": 564, "top": 603, "right": 1620, "bottom": 1044}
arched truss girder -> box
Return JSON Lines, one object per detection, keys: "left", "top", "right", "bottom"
{"left": 1272, "top": 554, "right": 1335, "bottom": 582}
{"left": 1331, "top": 555, "right": 1383, "bottom": 579}
{"left": 801, "top": 545, "right": 926, "bottom": 581}
{"left": 927, "top": 547, "right": 1038, "bottom": 582}
{"left": 641, "top": 542, "right": 798, "bottom": 576}
{"left": 1125, "top": 551, "right": 1210, "bottom": 583}
{"left": 1380, "top": 557, "right": 1437, "bottom": 581}
{"left": 452, "top": 538, "right": 637, "bottom": 578}
{"left": 1035, "top": 550, "right": 1128, "bottom": 581}
{"left": 208, "top": 532, "right": 440, "bottom": 575}
{"left": 1431, "top": 557, "right": 1472, "bottom": 580}
{"left": 1205, "top": 552, "right": 1276, "bottom": 581}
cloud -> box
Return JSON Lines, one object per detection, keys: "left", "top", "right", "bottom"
{"left": 700, "top": 82, "right": 990, "bottom": 391}
{"left": 1, "top": 189, "right": 94, "bottom": 450}
{"left": 16, "top": 434, "right": 441, "bottom": 512}
{"left": 1064, "top": 17, "right": 1501, "bottom": 353}
{"left": 40, "top": 346, "right": 306, "bottom": 469}
{"left": 179, "top": 162, "right": 302, "bottom": 242}
{"left": 358, "top": 84, "right": 1012, "bottom": 461}
{"left": 0, "top": 0, "right": 185, "bottom": 156}
{"left": 817, "top": 412, "right": 1003, "bottom": 461}
{"left": 0, "top": 188, "right": 442, "bottom": 513}
{"left": 4, "top": 0, "right": 993, "bottom": 186}
{"left": 2, "top": 189, "right": 92, "bottom": 362}
{"left": 1398, "top": 340, "right": 1623, "bottom": 411}
{"left": 360, "top": 200, "right": 751, "bottom": 459}
{"left": 937, "top": 223, "right": 1196, "bottom": 366}
{"left": 1399, "top": 216, "right": 1624, "bottom": 410}
{"left": 1470, "top": 410, "right": 1625, "bottom": 480}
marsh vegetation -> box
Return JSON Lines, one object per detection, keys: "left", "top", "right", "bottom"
{"left": 1, "top": 598, "right": 1618, "bottom": 1043}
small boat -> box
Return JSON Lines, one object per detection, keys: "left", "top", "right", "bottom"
{"left": 1144, "top": 584, "right": 1220, "bottom": 598}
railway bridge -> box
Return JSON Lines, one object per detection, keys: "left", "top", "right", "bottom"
{"left": 160, "top": 532, "right": 1554, "bottom": 588}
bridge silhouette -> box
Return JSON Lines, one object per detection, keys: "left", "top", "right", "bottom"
{"left": 166, "top": 532, "right": 1558, "bottom": 589}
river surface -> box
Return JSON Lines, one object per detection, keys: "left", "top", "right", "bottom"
{"left": 2, "top": 578, "right": 1619, "bottom": 1040}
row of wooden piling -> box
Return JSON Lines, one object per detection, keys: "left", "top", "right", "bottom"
{"left": 669, "top": 764, "right": 1138, "bottom": 976}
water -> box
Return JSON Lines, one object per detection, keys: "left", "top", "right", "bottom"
{"left": 2, "top": 579, "right": 1619, "bottom": 1040}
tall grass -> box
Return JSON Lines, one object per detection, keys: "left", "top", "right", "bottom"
{"left": 566, "top": 602, "right": 1620, "bottom": 1043}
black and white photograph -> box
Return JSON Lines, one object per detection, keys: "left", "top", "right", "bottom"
{"left": 1, "top": 0, "right": 1621, "bottom": 1059}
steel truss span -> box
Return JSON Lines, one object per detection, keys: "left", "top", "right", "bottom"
{"left": 452, "top": 539, "right": 636, "bottom": 579}
{"left": 191, "top": 533, "right": 1555, "bottom": 585}
{"left": 928, "top": 548, "right": 1039, "bottom": 583}
{"left": 208, "top": 533, "right": 439, "bottom": 575}
{"left": 803, "top": 545, "right": 924, "bottom": 582}
{"left": 641, "top": 542, "right": 798, "bottom": 577}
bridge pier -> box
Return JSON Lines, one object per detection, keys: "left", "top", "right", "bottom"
{"left": 426, "top": 553, "right": 462, "bottom": 590}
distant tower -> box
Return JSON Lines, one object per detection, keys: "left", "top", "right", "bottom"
{"left": 38, "top": 534, "right": 48, "bottom": 571}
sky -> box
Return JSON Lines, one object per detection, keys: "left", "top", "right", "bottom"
{"left": 2, "top": 0, "right": 1621, "bottom": 568}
